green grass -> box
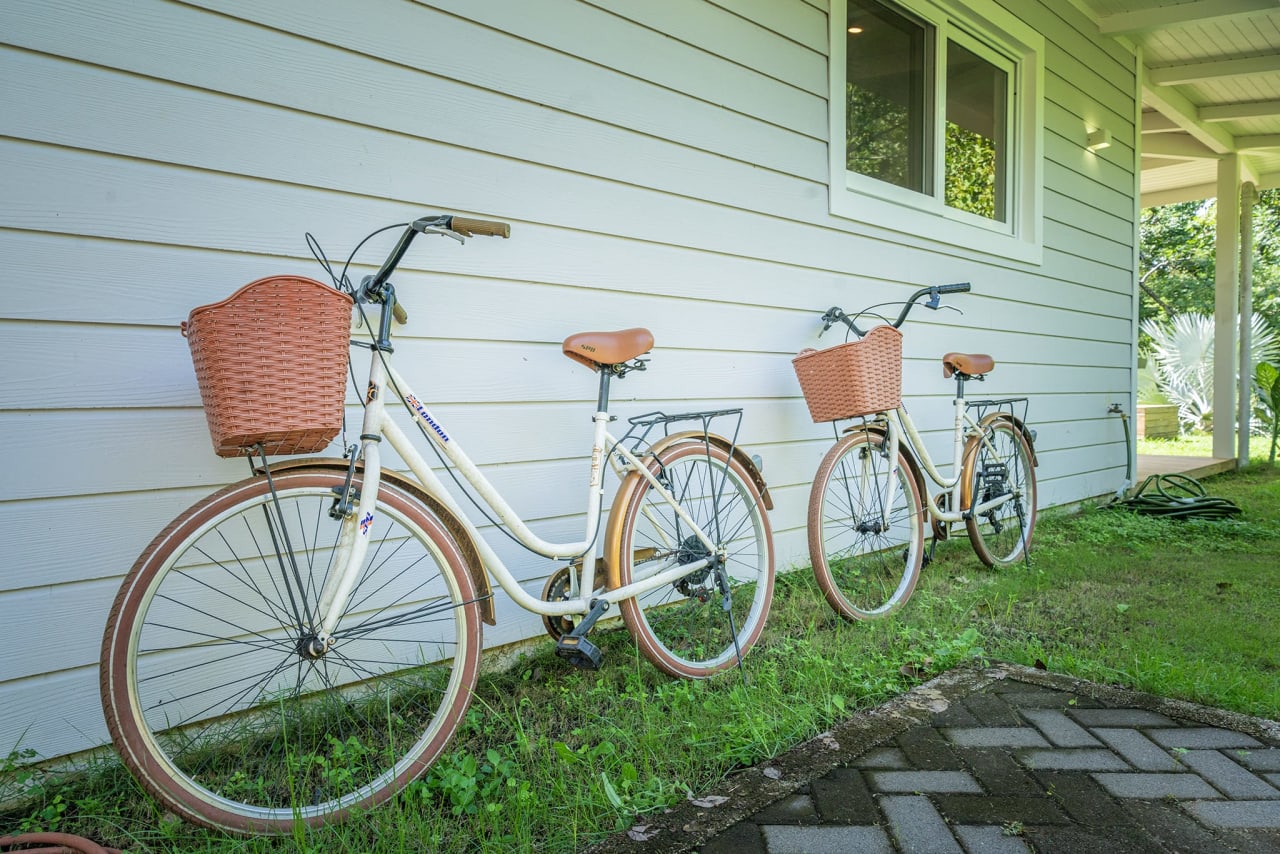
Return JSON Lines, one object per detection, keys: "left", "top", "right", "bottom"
{"left": 4, "top": 462, "right": 1279, "bottom": 852}
{"left": 1138, "top": 430, "right": 1276, "bottom": 463}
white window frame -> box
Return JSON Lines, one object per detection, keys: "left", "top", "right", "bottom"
{"left": 830, "top": 0, "right": 1044, "bottom": 264}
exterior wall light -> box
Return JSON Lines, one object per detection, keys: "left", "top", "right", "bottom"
{"left": 1086, "top": 128, "right": 1111, "bottom": 151}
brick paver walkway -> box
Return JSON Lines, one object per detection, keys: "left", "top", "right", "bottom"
{"left": 589, "top": 664, "right": 1280, "bottom": 853}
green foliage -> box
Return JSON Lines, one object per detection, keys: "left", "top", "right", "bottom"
{"left": 1140, "top": 312, "right": 1280, "bottom": 432}
{"left": 845, "top": 85, "right": 999, "bottom": 217}
{"left": 944, "top": 122, "right": 998, "bottom": 220}
{"left": 846, "top": 83, "right": 913, "bottom": 188}
{"left": 1255, "top": 361, "right": 1280, "bottom": 463}
{"left": 1140, "top": 190, "right": 1280, "bottom": 332}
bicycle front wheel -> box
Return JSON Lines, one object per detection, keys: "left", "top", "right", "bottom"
{"left": 613, "top": 440, "right": 774, "bottom": 678}
{"left": 963, "top": 419, "right": 1038, "bottom": 567}
{"left": 808, "top": 431, "right": 925, "bottom": 621}
{"left": 100, "top": 469, "right": 484, "bottom": 834}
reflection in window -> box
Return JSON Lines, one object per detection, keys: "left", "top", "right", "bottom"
{"left": 845, "top": 0, "right": 932, "bottom": 193}
{"left": 945, "top": 41, "right": 1007, "bottom": 221}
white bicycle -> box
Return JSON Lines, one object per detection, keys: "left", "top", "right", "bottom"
{"left": 99, "top": 214, "right": 775, "bottom": 834}
{"left": 795, "top": 284, "right": 1038, "bottom": 622}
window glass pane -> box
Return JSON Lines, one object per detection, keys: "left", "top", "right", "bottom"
{"left": 945, "top": 40, "right": 1007, "bottom": 221}
{"left": 845, "top": 0, "right": 932, "bottom": 193}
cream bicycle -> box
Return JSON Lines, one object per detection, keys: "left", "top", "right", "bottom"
{"left": 99, "top": 214, "right": 775, "bottom": 834}
{"left": 793, "top": 284, "right": 1037, "bottom": 622}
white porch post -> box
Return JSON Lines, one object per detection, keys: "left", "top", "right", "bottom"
{"left": 1238, "top": 182, "right": 1257, "bottom": 468}
{"left": 1213, "top": 154, "right": 1240, "bottom": 461}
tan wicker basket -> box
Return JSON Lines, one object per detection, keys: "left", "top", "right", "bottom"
{"left": 182, "top": 275, "right": 353, "bottom": 457}
{"left": 792, "top": 324, "right": 903, "bottom": 422}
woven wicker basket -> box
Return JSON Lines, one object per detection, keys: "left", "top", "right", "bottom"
{"left": 182, "top": 275, "right": 353, "bottom": 457}
{"left": 792, "top": 324, "right": 903, "bottom": 423}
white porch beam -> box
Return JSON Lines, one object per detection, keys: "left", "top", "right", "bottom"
{"left": 1259, "top": 170, "right": 1280, "bottom": 190}
{"left": 1237, "top": 134, "right": 1280, "bottom": 150}
{"left": 1213, "top": 154, "right": 1241, "bottom": 462}
{"left": 1141, "top": 183, "right": 1219, "bottom": 207}
{"left": 1142, "top": 78, "right": 1236, "bottom": 154}
{"left": 1141, "top": 134, "right": 1222, "bottom": 159}
{"left": 1148, "top": 53, "right": 1280, "bottom": 86}
{"left": 1099, "top": 0, "right": 1280, "bottom": 35}
{"left": 1200, "top": 98, "right": 1280, "bottom": 122}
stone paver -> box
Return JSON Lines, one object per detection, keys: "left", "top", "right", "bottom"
{"left": 1019, "top": 748, "right": 1131, "bottom": 771}
{"left": 761, "top": 824, "right": 893, "bottom": 853}
{"left": 1021, "top": 709, "right": 1101, "bottom": 747}
{"left": 1091, "top": 726, "right": 1183, "bottom": 771}
{"left": 954, "top": 825, "right": 1033, "bottom": 853}
{"left": 1148, "top": 727, "right": 1264, "bottom": 750}
{"left": 1181, "top": 749, "right": 1280, "bottom": 799}
{"left": 944, "top": 727, "right": 1051, "bottom": 748}
{"left": 870, "top": 769, "right": 982, "bottom": 793}
{"left": 1093, "top": 771, "right": 1222, "bottom": 799}
{"left": 592, "top": 665, "right": 1280, "bottom": 854}
{"left": 881, "top": 795, "right": 963, "bottom": 853}
{"left": 1184, "top": 800, "right": 1280, "bottom": 828}
{"left": 1239, "top": 749, "right": 1280, "bottom": 772}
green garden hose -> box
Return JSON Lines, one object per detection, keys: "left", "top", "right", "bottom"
{"left": 1106, "top": 473, "right": 1242, "bottom": 520}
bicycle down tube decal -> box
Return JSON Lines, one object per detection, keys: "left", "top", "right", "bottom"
{"left": 359, "top": 511, "right": 374, "bottom": 535}
{"left": 405, "top": 393, "right": 450, "bottom": 443}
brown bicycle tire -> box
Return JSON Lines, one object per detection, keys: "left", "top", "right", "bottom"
{"left": 100, "top": 469, "right": 483, "bottom": 835}
{"left": 808, "top": 431, "right": 925, "bottom": 621}
{"left": 612, "top": 441, "right": 774, "bottom": 678}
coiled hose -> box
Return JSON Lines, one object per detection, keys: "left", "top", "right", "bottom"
{"left": 1105, "top": 473, "right": 1242, "bottom": 520}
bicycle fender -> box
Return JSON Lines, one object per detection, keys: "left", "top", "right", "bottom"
{"left": 643, "top": 430, "right": 774, "bottom": 511}
{"left": 960, "top": 414, "right": 1038, "bottom": 512}
{"left": 841, "top": 422, "right": 928, "bottom": 516}
{"left": 973, "top": 412, "right": 1039, "bottom": 465}
{"left": 254, "top": 458, "right": 495, "bottom": 625}
{"left": 602, "top": 431, "right": 772, "bottom": 593}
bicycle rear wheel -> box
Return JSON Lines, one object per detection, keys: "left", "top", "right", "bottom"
{"left": 612, "top": 440, "right": 774, "bottom": 678}
{"left": 808, "top": 431, "right": 925, "bottom": 621}
{"left": 100, "top": 469, "right": 483, "bottom": 834}
{"left": 963, "top": 419, "right": 1037, "bottom": 567}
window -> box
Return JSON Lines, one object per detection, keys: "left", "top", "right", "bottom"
{"left": 830, "top": 0, "right": 1043, "bottom": 261}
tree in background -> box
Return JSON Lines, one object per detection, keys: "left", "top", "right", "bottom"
{"left": 1139, "top": 190, "right": 1280, "bottom": 331}
{"left": 1140, "top": 190, "right": 1280, "bottom": 444}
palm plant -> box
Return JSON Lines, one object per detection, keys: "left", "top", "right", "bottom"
{"left": 1140, "top": 312, "right": 1280, "bottom": 433}
{"left": 1256, "top": 362, "right": 1280, "bottom": 463}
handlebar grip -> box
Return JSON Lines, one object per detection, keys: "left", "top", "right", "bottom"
{"left": 450, "top": 217, "right": 511, "bottom": 238}
{"left": 937, "top": 282, "right": 971, "bottom": 293}
{"left": 393, "top": 301, "right": 408, "bottom": 325}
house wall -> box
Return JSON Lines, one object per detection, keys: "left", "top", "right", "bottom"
{"left": 0, "top": 0, "right": 1138, "bottom": 762}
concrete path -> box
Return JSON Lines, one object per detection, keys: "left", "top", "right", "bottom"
{"left": 588, "top": 664, "right": 1280, "bottom": 853}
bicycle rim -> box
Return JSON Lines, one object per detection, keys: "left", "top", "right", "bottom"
{"left": 964, "top": 420, "right": 1037, "bottom": 567}
{"left": 101, "top": 471, "right": 482, "bottom": 834}
{"left": 615, "top": 442, "right": 774, "bottom": 678}
{"left": 809, "top": 432, "right": 924, "bottom": 621}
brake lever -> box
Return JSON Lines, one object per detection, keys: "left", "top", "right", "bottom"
{"left": 417, "top": 226, "right": 465, "bottom": 244}
{"left": 924, "top": 287, "right": 942, "bottom": 310}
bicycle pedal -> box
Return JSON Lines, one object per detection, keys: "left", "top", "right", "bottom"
{"left": 555, "top": 635, "right": 603, "bottom": 670}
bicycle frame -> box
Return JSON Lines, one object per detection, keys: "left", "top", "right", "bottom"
{"left": 310, "top": 340, "right": 724, "bottom": 645}
{"left": 866, "top": 395, "right": 1013, "bottom": 529}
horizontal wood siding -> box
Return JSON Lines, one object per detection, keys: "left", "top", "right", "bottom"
{"left": 0, "top": 0, "right": 1138, "bottom": 761}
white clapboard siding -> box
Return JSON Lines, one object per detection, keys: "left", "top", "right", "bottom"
{"left": 1, "top": 0, "right": 1143, "bottom": 763}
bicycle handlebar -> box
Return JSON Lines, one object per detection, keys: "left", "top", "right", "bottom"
{"left": 821, "top": 282, "right": 970, "bottom": 338}
{"left": 363, "top": 214, "right": 512, "bottom": 323}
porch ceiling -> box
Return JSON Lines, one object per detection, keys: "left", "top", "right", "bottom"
{"left": 1074, "top": 0, "right": 1280, "bottom": 206}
